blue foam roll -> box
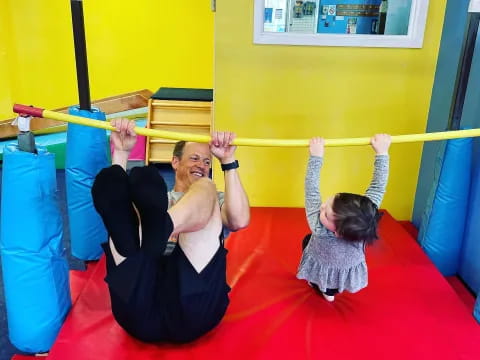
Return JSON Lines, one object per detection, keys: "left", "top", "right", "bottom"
{"left": 459, "top": 139, "right": 480, "bottom": 293}
{"left": 417, "top": 138, "right": 472, "bottom": 276}
{"left": 66, "top": 106, "right": 109, "bottom": 260}
{"left": 0, "top": 144, "right": 71, "bottom": 352}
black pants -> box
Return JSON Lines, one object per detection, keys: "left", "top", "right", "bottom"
{"left": 302, "top": 234, "right": 339, "bottom": 296}
{"left": 92, "top": 165, "right": 230, "bottom": 343}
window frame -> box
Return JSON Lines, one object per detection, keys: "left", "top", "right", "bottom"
{"left": 253, "top": 0, "right": 430, "bottom": 48}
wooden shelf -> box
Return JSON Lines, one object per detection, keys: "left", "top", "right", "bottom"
{"left": 1, "top": 89, "right": 152, "bottom": 140}
{"left": 146, "top": 98, "right": 212, "bottom": 164}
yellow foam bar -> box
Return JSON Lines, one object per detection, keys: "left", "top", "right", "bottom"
{"left": 38, "top": 109, "right": 480, "bottom": 147}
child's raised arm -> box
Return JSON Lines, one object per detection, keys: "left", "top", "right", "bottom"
{"left": 305, "top": 137, "right": 325, "bottom": 232}
{"left": 365, "top": 134, "right": 391, "bottom": 207}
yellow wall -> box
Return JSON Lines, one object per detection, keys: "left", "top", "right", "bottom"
{"left": 0, "top": 3, "right": 13, "bottom": 119}
{"left": 2, "top": 0, "right": 447, "bottom": 220}
{"left": 214, "top": 1, "right": 447, "bottom": 220}
{"left": 1, "top": 0, "right": 214, "bottom": 118}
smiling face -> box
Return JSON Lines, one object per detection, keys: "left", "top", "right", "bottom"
{"left": 319, "top": 195, "right": 337, "bottom": 233}
{"left": 172, "top": 142, "right": 212, "bottom": 192}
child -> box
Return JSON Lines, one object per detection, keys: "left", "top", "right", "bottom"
{"left": 11, "top": 112, "right": 37, "bottom": 154}
{"left": 297, "top": 134, "right": 391, "bottom": 302}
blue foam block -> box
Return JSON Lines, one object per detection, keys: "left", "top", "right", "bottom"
{"left": 66, "top": 106, "right": 109, "bottom": 260}
{"left": 0, "top": 145, "right": 71, "bottom": 352}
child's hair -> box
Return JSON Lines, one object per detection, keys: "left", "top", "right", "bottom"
{"left": 331, "top": 193, "right": 382, "bottom": 244}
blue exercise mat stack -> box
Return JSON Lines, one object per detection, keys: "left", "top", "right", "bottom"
{"left": 0, "top": 144, "right": 71, "bottom": 352}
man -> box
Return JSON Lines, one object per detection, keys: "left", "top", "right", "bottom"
{"left": 92, "top": 118, "right": 250, "bottom": 343}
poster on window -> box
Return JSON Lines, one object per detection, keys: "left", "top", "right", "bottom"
{"left": 328, "top": 5, "right": 336, "bottom": 16}
{"left": 469, "top": 0, "right": 480, "bottom": 12}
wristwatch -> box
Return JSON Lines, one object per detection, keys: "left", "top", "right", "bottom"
{"left": 221, "top": 160, "right": 239, "bottom": 171}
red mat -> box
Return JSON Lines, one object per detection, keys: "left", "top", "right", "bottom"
{"left": 447, "top": 276, "right": 476, "bottom": 310}
{"left": 47, "top": 208, "right": 480, "bottom": 360}
{"left": 69, "top": 262, "right": 98, "bottom": 305}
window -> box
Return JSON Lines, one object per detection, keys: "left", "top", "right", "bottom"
{"left": 254, "top": 0, "right": 430, "bottom": 48}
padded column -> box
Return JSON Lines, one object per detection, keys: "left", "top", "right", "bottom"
{"left": 0, "top": 145, "right": 71, "bottom": 352}
{"left": 66, "top": 106, "right": 109, "bottom": 260}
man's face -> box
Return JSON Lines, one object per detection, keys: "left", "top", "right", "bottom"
{"left": 172, "top": 142, "right": 212, "bottom": 192}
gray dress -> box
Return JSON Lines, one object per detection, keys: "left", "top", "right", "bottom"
{"left": 297, "top": 155, "right": 389, "bottom": 293}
